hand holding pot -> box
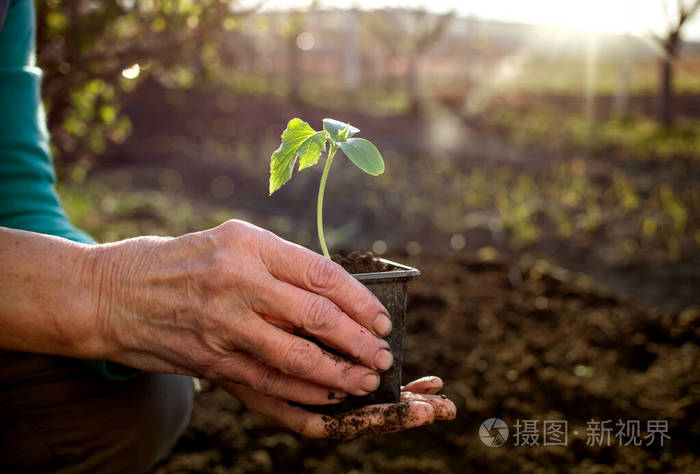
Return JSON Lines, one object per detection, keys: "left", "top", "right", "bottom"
{"left": 221, "top": 376, "right": 457, "bottom": 440}
{"left": 91, "top": 220, "right": 395, "bottom": 404}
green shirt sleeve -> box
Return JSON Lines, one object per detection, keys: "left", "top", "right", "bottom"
{"left": 0, "top": 0, "right": 137, "bottom": 381}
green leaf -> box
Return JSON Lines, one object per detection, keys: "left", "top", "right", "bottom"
{"left": 297, "top": 131, "right": 327, "bottom": 171}
{"left": 338, "top": 138, "right": 385, "bottom": 176}
{"left": 269, "top": 118, "right": 328, "bottom": 195}
{"left": 323, "top": 118, "right": 359, "bottom": 144}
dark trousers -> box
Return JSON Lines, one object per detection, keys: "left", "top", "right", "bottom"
{"left": 0, "top": 351, "right": 193, "bottom": 473}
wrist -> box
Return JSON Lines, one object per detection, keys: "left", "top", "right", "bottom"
{"left": 82, "top": 239, "right": 136, "bottom": 360}
{"left": 67, "top": 242, "right": 116, "bottom": 359}
{"left": 85, "top": 236, "right": 172, "bottom": 362}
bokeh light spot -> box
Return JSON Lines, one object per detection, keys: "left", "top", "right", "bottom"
{"left": 372, "top": 240, "right": 388, "bottom": 255}
{"left": 121, "top": 63, "right": 140, "bottom": 79}
{"left": 450, "top": 233, "right": 466, "bottom": 250}
{"left": 296, "top": 31, "right": 315, "bottom": 51}
{"left": 186, "top": 15, "right": 199, "bottom": 29}
{"left": 477, "top": 246, "right": 500, "bottom": 262}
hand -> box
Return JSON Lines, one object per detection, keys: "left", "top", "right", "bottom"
{"left": 221, "top": 376, "right": 456, "bottom": 440}
{"left": 90, "top": 220, "right": 394, "bottom": 404}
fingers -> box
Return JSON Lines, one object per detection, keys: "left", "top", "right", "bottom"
{"left": 226, "top": 383, "right": 455, "bottom": 441}
{"left": 211, "top": 352, "right": 347, "bottom": 405}
{"left": 227, "top": 382, "right": 438, "bottom": 441}
{"left": 241, "top": 317, "right": 381, "bottom": 396}
{"left": 426, "top": 395, "right": 457, "bottom": 420}
{"left": 254, "top": 278, "right": 392, "bottom": 372}
{"left": 402, "top": 376, "right": 443, "bottom": 395}
{"left": 258, "top": 235, "right": 392, "bottom": 338}
{"left": 400, "top": 391, "right": 457, "bottom": 421}
{"left": 304, "top": 400, "right": 436, "bottom": 440}
{"left": 401, "top": 377, "right": 456, "bottom": 421}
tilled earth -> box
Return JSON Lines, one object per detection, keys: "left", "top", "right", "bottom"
{"left": 155, "top": 253, "right": 699, "bottom": 473}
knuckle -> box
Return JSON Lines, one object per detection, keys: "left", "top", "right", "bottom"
{"left": 254, "top": 366, "right": 285, "bottom": 395}
{"left": 304, "top": 296, "right": 339, "bottom": 334}
{"left": 348, "top": 334, "right": 369, "bottom": 361}
{"left": 350, "top": 285, "right": 382, "bottom": 319}
{"left": 217, "top": 220, "right": 257, "bottom": 246}
{"left": 204, "top": 355, "right": 243, "bottom": 383}
{"left": 283, "top": 340, "right": 317, "bottom": 376}
{"left": 221, "top": 219, "right": 279, "bottom": 255}
{"left": 359, "top": 289, "right": 381, "bottom": 313}
{"left": 188, "top": 350, "right": 217, "bottom": 377}
{"left": 305, "top": 257, "right": 340, "bottom": 292}
{"left": 219, "top": 219, "right": 245, "bottom": 234}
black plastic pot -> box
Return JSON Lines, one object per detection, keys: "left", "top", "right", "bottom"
{"left": 304, "top": 258, "right": 420, "bottom": 414}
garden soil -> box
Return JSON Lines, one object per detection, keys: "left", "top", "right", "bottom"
{"left": 154, "top": 252, "right": 699, "bottom": 473}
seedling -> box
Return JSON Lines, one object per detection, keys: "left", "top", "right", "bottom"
{"left": 268, "top": 118, "right": 420, "bottom": 412}
{"left": 269, "top": 118, "right": 384, "bottom": 258}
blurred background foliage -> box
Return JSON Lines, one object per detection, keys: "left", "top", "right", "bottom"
{"left": 36, "top": 0, "right": 700, "bottom": 310}
{"left": 37, "top": 0, "right": 258, "bottom": 170}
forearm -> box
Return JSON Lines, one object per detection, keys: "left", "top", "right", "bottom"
{"left": 0, "top": 226, "right": 103, "bottom": 358}
{"left": 0, "top": 220, "right": 398, "bottom": 406}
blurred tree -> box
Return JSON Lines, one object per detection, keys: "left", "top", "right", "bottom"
{"left": 342, "top": 8, "right": 361, "bottom": 98}
{"left": 363, "top": 8, "right": 454, "bottom": 114}
{"left": 281, "top": 9, "right": 305, "bottom": 103}
{"left": 35, "top": 0, "right": 259, "bottom": 174}
{"left": 613, "top": 34, "right": 631, "bottom": 117}
{"left": 650, "top": 0, "right": 700, "bottom": 125}
{"left": 279, "top": 1, "right": 319, "bottom": 103}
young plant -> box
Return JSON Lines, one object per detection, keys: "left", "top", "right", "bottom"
{"left": 269, "top": 118, "right": 384, "bottom": 258}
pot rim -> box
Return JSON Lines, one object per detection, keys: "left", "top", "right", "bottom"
{"left": 352, "top": 258, "right": 421, "bottom": 281}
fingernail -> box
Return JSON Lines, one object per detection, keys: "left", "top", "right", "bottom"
{"left": 374, "top": 349, "right": 393, "bottom": 371}
{"left": 373, "top": 313, "right": 392, "bottom": 337}
{"left": 360, "top": 373, "right": 380, "bottom": 392}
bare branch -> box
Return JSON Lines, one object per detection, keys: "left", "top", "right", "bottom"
{"left": 650, "top": 0, "right": 700, "bottom": 56}
{"left": 678, "top": 0, "right": 700, "bottom": 27}
{"left": 415, "top": 10, "right": 455, "bottom": 55}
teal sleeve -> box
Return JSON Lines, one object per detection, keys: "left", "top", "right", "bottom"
{"left": 0, "top": 0, "right": 137, "bottom": 381}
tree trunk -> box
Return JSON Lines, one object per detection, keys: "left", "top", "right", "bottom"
{"left": 343, "top": 9, "right": 361, "bottom": 97}
{"left": 287, "top": 33, "right": 301, "bottom": 103}
{"left": 614, "top": 36, "right": 631, "bottom": 117}
{"left": 406, "top": 56, "right": 421, "bottom": 114}
{"left": 658, "top": 56, "right": 674, "bottom": 125}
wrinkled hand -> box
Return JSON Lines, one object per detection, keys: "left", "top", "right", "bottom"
{"left": 221, "top": 376, "right": 457, "bottom": 440}
{"left": 91, "top": 220, "right": 394, "bottom": 404}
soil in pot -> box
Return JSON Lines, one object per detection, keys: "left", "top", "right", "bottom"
{"left": 331, "top": 251, "right": 393, "bottom": 273}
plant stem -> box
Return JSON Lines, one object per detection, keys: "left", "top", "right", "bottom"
{"left": 317, "top": 144, "right": 337, "bottom": 259}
